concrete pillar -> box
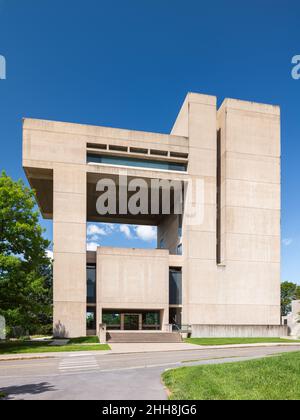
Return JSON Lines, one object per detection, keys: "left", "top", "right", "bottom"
{"left": 172, "top": 94, "right": 217, "bottom": 325}
{"left": 120, "top": 313, "right": 125, "bottom": 330}
{"left": 161, "top": 307, "right": 169, "bottom": 329}
{"left": 98, "top": 324, "right": 107, "bottom": 344}
{"left": 216, "top": 99, "right": 281, "bottom": 325}
{"left": 53, "top": 164, "right": 87, "bottom": 338}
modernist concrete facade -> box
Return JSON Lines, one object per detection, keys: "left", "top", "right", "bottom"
{"left": 23, "top": 92, "right": 282, "bottom": 338}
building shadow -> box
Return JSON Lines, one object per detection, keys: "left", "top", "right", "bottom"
{"left": 1, "top": 382, "right": 55, "bottom": 400}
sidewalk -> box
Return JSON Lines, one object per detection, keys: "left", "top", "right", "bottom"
{"left": 108, "top": 341, "right": 300, "bottom": 354}
{"left": 109, "top": 342, "right": 197, "bottom": 353}
{"left": 0, "top": 341, "right": 300, "bottom": 361}
{"left": 0, "top": 350, "right": 112, "bottom": 361}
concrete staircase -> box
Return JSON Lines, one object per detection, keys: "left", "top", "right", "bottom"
{"left": 106, "top": 331, "right": 182, "bottom": 343}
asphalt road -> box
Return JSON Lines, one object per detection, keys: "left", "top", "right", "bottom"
{"left": 0, "top": 345, "right": 300, "bottom": 400}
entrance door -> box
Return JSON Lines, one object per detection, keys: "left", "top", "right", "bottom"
{"left": 169, "top": 308, "right": 182, "bottom": 328}
{"left": 124, "top": 314, "right": 140, "bottom": 330}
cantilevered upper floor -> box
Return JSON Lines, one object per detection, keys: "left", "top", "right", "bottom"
{"left": 23, "top": 110, "right": 190, "bottom": 224}
{"left": 23, "top": 92, "right": 280, "bottom": 226}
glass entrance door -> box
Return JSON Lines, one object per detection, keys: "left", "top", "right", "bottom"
{"left": 124, "top": 314, "right": 140, "bottom": 330}
{"left": 102, "top": 310, "right": 161, "bottom": 330}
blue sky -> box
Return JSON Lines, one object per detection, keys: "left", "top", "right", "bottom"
{"left": 0, "top": 0, "right": 299, "bottom": 283}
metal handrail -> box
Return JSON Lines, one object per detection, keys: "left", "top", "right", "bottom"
{"left": 170, "top": 323, "right": 192, "bottom": 333}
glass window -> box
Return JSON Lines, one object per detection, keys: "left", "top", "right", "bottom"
{"left": 87, "top": 153, "right": 187, "bottom": 172}
{"left": 142, "top": 311, "right": 160, "bottom": 330}
{"left": 87, "top": 264, "right": 96, "bottom": 304}
{"left": 102, "top": 312, "right": 121, "bottom": 330}
{"left": 169, "top": 268, "right": 182, "bottom": 305}
{"left": 86, "top": 307, "right": 96, "bottom": 330}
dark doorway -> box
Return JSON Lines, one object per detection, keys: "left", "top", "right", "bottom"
{"left": 124, "top": 314, "right": 140, "bottom": 330}
{"left": 86, "top": 306, "right": 96, "bottom": 332}
{"left": 169, "top": 307, "right": 182, "bottom": 328}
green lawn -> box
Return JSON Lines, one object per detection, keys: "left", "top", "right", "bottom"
{"left": 185, "top": 337, "right": 300, "bottom": 346}
{"left": 0, "top": 339, "right": 110, "bottom": 355}
{"left": 68, "top": 336, "right": 100, "bottom": 344}
{"left": 163, "top": 352, "right": 300, "bottom": 400}
{"left": 0, "top": 392, "right": 5, "bottom": 400}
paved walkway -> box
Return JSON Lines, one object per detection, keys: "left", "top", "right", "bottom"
{"left": 1, "top": 341, "right": 300, "bottom": 361}
{"left": 49, "top": 340, "right": 69, "bottom": 346}
{"left": 108, "top": 342, "right": 197, "bottom": 353}
{"left": 108, "top": 341, "right": 300, "bottom": 353}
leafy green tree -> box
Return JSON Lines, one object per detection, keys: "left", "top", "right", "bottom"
{"left": 0, "top": 171, "right": 52, "bottom": 337}
{"left": 296, "top": 286, "right": 300, "bottom": 301}
{"left": 281, "top": 281, "right": 298, "bottom": 317}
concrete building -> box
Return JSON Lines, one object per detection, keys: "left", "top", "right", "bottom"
{"left": 282, "top": 301, "right": 300, "bottom": 338}
{"left": 23, "top": 92, "right": 284, "bottom": 338}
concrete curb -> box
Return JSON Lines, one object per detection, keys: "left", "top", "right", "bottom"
{"left": 0, "top": 350, "right": 112, "bottom": 361}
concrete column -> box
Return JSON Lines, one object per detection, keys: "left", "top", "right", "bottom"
{"left": 53, "top": 164, "right": 87, "bottom": 338}
{"left": 172, "top": 94, "right": 217, "bottom": 326}
{"left": 121, "top": 313, "right": 125, "bottom": 330}
{"left": 216, "top": 99, "right": 281, "bottom": 325}
{"left": 98, "top": 324, "right": 107, "bottom": 344}
{"left": 138, "top": 314, "right": 143, "bottom": 330}
{"left": 161, "top": 307, "right": 169, "bottom": 329}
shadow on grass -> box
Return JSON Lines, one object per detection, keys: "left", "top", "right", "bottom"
{"left": 1, "top": 382, "right": 56, "bottom": 400}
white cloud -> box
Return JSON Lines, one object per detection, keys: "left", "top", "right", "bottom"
{"left": 119, "top": 225, "right": 157, "bottom": 242}
{"left": 87, "top": 223, "right": 157, "bottom": 244}
{"left": 87, "top": 242, "right": 99, "bottom": 251}
{"left": 135, "top": 226, "right": 157, "bottom": 242}
{"left": 120, "top": 224, "right": 133, "bottom": 239}
{"left": 46, "top": 250, "right": 53, "bottom": 260}
{"left": 87, "top": 224, "right": 107, "bottom": 236}
{"left": 106, "top": 223, "right": 116, "bottom": 231}
{"left": 88, "top": 235, "right": 100, "bottom": 242}
{"left": 283, "top": 238, "right": 293, "bottom": 247}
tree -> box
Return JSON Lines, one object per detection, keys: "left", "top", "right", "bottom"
{"left": 296, "top": 286, "right": 300, "bottom": 301}
{"left": 0, "top": 171, "right": 52, "bottom": 337}
{"left": 281, "top": 282, "right": 298, "bottom": 317}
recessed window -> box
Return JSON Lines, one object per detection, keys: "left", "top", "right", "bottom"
{"left": 150, "top": 149, "right": 168, "bottom": 157}
{"left": 169, "top": 268, "right": 182, "bottom": 305}
{"left": 87, "top": 264, "right": 96, "bottom": 304}
{"left": 87, "top": 153, "right": 187, "bottom": 172}
{"left": 170, "top": 152, "right": 189, "bottom": 159}
{"left": 130, "top": 147, "right": 148, "bottom": 154}
{"left": 87, "top": 143, "right": 107, "bottom": 150}
{"left": 142, "top": 312, "right": 160, "bottom": 330}
{"left": 102, "top": 311, "right": 121, "bottom": 330}
{"left": 216, "top": 129, "right": 221, "bottom": 264}
{"left": 109, "top": 145, "right": 128, "bottom": 152}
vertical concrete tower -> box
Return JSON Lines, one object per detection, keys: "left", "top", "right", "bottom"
{"left": 172, "top": 93, "right": 280, "bottom": 328}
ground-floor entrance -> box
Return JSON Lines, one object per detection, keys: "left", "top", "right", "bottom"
{"left": 169, "top": 307, "right": 182, "bottom": 327}
{"left": 124, "top": 314, "right": 140, "bottom": 330}
{"left": 102, "top": 309, "right": 161, "bottom": 331}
